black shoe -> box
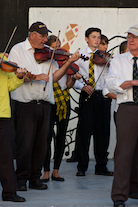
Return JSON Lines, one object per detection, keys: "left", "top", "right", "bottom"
{"left": 76, "top": 170, "right": 85, "bottom": 176}
{"left": 114, "top": 200, "right": 125, "bottom": 207}
{"left": 40, "top": 178, "right": 50, "bottom": 182}
{"left": 51, "top": 174, "right": 64, "bottom": 181}
{"left": 17, "top": 180, "right": 27, "bottom": 191}
{"left": 66, "top": 154, "right": 78, "bottom": 162}
{"left": 3, "top": 194, "right": 26, "bottom": 202}
{"left": 29, "top": 179, "right": 48, "bottom": 190}
{"left": 128, "top": 192, "right": 138, "bottom": 199}
{"left": 95, "top": 169, "right": 114, "bottom": 176}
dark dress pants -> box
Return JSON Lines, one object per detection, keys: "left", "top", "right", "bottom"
{"left": 44, "top": 100, "right": 70, "bottom": 171}
{"left": 77, "top": 91, "right": 108, "bottom": 173}
{"left": 14, "top": 101, "right": 51, "bottom": 183}
{"left": 111, "top": 104, "right": 138, "bottom": 202}
{"left": 71, "top": 121, "right": 80, "bottom": 158}
{"left": 129, "top": 141, "right": 138, "bottom": 194}
{"left": 114, "top": 108, "right": 138, "bottom": 195}
{"left": 0, "top": 118, "right": 17, "bottom": 199}
{"left": 43, "top": 104, "right": 55, "bottom": 172}
{"left": 73, "top": 97, "right": 111, "bottom": 162}
{"left": 103, "top": 98, "right": 112, "bottom": 159}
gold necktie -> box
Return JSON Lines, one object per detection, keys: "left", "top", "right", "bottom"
{"left": 89, "top": 53, "right": 95, "bottom": 88}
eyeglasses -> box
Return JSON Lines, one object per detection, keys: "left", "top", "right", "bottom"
{"left": 33, "top": 32, "right": 47, "bottom": 40}
{"left": 126, "top": 35, "right": 138, "bottom": 40}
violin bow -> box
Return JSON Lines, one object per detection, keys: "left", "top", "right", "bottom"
{"left": 43, "top": 30, "right": 61, "bottom": 91}
{"left": 85, "top": 49, "right": 114, "bottom": 101}
{"left": 0, "top": 25, "right": 18, "bottom": 64}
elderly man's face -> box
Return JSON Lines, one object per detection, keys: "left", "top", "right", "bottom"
{"left": 29, "top": 31, "right": 48, "bottom": 49}
{"left": 127, "top": 33, "right": 138, "bottom": 53}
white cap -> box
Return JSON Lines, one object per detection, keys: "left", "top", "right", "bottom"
{"left": 125, "top": 24, "right": 138, "bottom": 36}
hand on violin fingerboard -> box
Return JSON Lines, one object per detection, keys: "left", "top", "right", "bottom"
{"left": 16, "top": 68, "right": 27, "bottom": 79}
{"left": 73, "top": 72, "right": 82, "bottom": 80}
{"left": 0, "top": 52, "right": 9, "bottom": 58}
{"left": 35, "top": 73, "right": 49, "bottom": 82}
{"left": 82, "top": 85, "right": 94, "bottom": 96}
{"left": 68, "top": 52, "right": 81, "bottom": 64}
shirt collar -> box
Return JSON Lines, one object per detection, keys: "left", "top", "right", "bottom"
{"left": 25, "top": 38, "right": 34, "bottom": 51}
{"left": 127, "top": 50, "right": 138, "bottom": 62}
{"left": 86, "top": 46, "right": 98, "bottom": 54}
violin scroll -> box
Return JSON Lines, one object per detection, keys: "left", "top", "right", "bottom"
{"left": 80, "top": 54, "right": 89, "bottom": 61}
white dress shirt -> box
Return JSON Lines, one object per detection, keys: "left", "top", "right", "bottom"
{"left": 58, "top": 74, "right": 67, "bottom": 90}
{"left": 47, "top": 44, "right": 67, "bottom": 90}
{"left": 9, "top": 38, "right": 58, "bottom": 104}
{"left": 106, "top": 51, "right": 137, "bottom": 105}
{"left": 73, "top": 46, "right": 109, "bottom": 94}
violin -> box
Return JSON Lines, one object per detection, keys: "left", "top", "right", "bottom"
{"left": 92, "top": 50, "right": 112, "bottom": 66}
{"left": 34, "top": 46, "right": 89, "bottom": 63}
{"left": 56, "top": 59, "right": 67, "bottom": 68}
{"left": 67, "top": 63, "right": 89, "bottom": 85}
{"left": 67, "top": 62, "right": 79, "bottom": 75}
{"left": 55, "top": 57, "right": 89, "bottom": 85}
{"left": 0, "top": 59, "right": 36, "bottom": 79}
{"left": 56, "top": 59, "right": 79, "bottom": 74}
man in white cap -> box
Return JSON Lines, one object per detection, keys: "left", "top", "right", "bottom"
{"left": 106, "top": 24, "right": 138, "bottom": 207}
{"left": 8, "top": 21, "right": 80, "bottom": 192}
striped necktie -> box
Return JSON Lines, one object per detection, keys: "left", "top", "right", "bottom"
{"left": 89, "top": 53, "right": 95, "bottom": 88}
{"left": 133, "top": 57, "right": 138, "bottom": 103}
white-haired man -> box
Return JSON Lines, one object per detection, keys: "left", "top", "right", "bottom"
{"left": 9, "top": 21, "right": 80, "bottom": 191}
{"left": 106, "top": 24, "right": 138, "bottom": 207}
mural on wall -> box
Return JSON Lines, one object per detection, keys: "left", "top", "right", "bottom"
{"left": 61, "top": 24, "right": 81, "bottom": 52}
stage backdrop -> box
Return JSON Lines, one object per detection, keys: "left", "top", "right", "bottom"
{"left": 29, "top": 7, "right": 138, "bottom": 159}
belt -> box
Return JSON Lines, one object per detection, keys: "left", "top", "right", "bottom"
{"left": 30, "top": 100, "right": 48, "bottom": 104}
{"left": 81, "top": 90, "right": 102, "bottom": 99}
{"left": 122, "top": 102, "right": 138, "bottom": 106}
{"left": 93, "top": 90, "right": 102, "bottom": 94}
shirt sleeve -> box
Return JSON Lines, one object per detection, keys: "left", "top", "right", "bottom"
{"left": 102, "top": 86, "right": 110, "bottom": 98}
{"left": 106, "top": 57, "right": 128, "bottom": 94}
{"left": 8, "top": 46, "right": 20, "bottom": 65}
{"left": 52, "top": 60, "right": 59, "bottom": 73}
{"left": 8, "top": 75, "right": 24, "bottom": 92}
{"left": 73, "top": 79, "right": 84, "bottom": 90}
